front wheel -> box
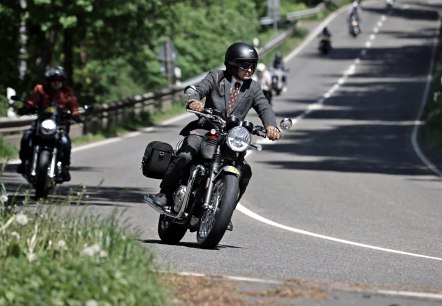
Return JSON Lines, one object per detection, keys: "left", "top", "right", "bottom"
{"left": 35, "top": 150, "right": 51, "bottom": 199}
{"left": 197, "top": 173, "right": 239, "bottom": 249}
{"left": 158, "top": 214, "right": 188, "bottom": 245}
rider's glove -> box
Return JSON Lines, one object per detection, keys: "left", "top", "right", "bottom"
{"left": 265, "top": 125, "right": 281, "bottom": 141}
{"left": 186, "top": 99, "right": 204, "bottom": 112}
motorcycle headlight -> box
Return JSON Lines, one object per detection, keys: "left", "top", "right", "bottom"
{"left": 226, "top": 126, "right": 250, "bottom": 152}
{"left": 40, "top": 119, "right": 57, "bottom": 136}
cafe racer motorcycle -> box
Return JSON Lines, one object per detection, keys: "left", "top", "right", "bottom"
{"left": 143, "top": 87, "right": 293, "bottom": 249}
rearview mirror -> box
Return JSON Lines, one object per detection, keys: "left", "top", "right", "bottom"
{"left": 279, "top": 118, "right": 293, "bottom": 130}
{"left": 184, "top": 85, "right": 198, "bottom": 102}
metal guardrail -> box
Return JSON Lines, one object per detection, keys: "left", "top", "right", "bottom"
{"left": 0, "top": 2, "right": 328, "bottom": 141}
{"left": 259, "top": 2, "right": 326, "bottom": 25}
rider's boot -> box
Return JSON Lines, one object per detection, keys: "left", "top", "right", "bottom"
{"left": 61, "top": 166, "right": 71, "bottom": 182}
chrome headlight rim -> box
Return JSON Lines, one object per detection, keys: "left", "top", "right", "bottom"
{"left": 40, "top": 119, "right": 57, "bottom": 136}
{"left": 226, "top": 126, "right": 250, "bottom": 152}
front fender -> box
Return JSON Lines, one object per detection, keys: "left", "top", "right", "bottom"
{"left": 216, "top": 165, "right": 241, "bottom": 180}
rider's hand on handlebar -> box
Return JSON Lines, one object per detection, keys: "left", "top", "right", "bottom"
{"left": 187, "top": 99, "right": 204, "bottom": 112}
{"left": 266, "top": 125, "right": 281, "bottom": 141}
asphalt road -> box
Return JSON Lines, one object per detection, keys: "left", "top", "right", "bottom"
{"left": 2, "top": 0, "right": 442, "bottom": 305}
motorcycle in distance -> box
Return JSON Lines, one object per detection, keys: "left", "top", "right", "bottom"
{"left": 270, "top": 67, "right": 287, "bottom": 96}
{"left": 349, "top": 17, "right": 361, "bottom": 37}
{"left": 8, "top": 91, "right": 87, "bottom": 199}
{"left": 385, "top": 0, "right": 395, "bottom": 11}
{"left": 318, "top": 34, "right": 332, "bottom": 55}
{"left": 142, "top": 86, "right": 293, "bottom": 249}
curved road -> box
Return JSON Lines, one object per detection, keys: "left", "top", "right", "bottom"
{"left": 3, "top": 0, "right": 442, "bottom": 304}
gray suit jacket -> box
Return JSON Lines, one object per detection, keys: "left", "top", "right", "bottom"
{"left": 181, "top": 69, "right": 277, "bottom": 136}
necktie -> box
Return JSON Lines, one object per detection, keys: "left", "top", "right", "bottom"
{"left": 228, "top": 82, "right": 241, "bottom": 114}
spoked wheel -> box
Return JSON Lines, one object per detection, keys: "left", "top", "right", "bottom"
{"left": 197, "top": 173, "right": 239, "bottom": 249}
{"left": 158, "top": 214, "right": 187, "bottom": 245}
{"left": 35, "top": 150, "right": 51, "bottom": 199}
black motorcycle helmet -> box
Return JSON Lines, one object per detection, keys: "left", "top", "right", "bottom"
{"left": 224, "top": 42, "right": 259, "bottom": 76}
{"left": 44, "top": 66, "right": 67, "bottom": 82}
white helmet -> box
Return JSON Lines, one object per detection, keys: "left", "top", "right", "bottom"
{"left": 256, "top": 63, "right": 266, "bottom": 72}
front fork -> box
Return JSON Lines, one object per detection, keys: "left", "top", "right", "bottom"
{"left": 48, "top": 147, "right": 58, "bottom": 179}
{"left": 30, "top": 145, "right": 40, "bottom": 177}
{"left": 202, "top": 148, "right": 221, "bottom": 209}
{"left": 30, "top": 145, "right": 58, "bottom": 179}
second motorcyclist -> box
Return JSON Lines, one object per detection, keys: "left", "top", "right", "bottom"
{"left": 16, "top": 66, "right": 81, "bottom": 182}
{"left": 252, "top": 63, "right": 273, "bottom": 104}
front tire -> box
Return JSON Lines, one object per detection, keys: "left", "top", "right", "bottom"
{"left": 197, "top": 173, "right": 239, "bottom": 249}
{"left": 35, "top": 150, "right": 51, "bottom": 199}
{"left": 158, "top": 214, "right": 187, "bottom": 245}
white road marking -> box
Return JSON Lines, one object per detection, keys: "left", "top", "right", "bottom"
{"left": 176, "top": 272, "right": 442, "bottom": 301}
{"left": 237, "top": 203, "right": 442, "bottom": 261}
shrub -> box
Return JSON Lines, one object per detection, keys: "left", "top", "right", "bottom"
{"left": 0, "top": 201, "right": 167, "bottom": 306}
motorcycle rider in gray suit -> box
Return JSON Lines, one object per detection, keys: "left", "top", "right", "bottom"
{"left": 154, "top": 42, "right": 281, "bottom": 209}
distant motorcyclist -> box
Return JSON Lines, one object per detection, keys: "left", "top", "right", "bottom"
{"left": 348, "top": 1, "right": 361, "bottom": 24}
{"left": 385, "top": 0, "right": 395, "bottom": 9}
{"left": 272, "top": 53, "right": 285, "bottom": 71}
{"left": 16, "top": 66, "right": 81, "bottom": 181}
{"left": 318, "top": 27, "right": 332, "bottom": 54}
{"left": 271, "top": 53, "right": 287, "bottom": 93}
{"left": 252, "top": 63, "right": 273, "bottom": 104}
{"left": 320, "top": 27, "right": 331, "bottom": 39}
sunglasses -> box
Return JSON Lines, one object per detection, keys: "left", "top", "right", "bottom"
{"left": 237, "top": 62, "right": 256, "bottom": 70}
{"left": 50, "top": 78, "right": 63, "bottom": 83}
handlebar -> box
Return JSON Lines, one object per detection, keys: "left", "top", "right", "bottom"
{"left": 187, "top": 108, "right": 226, "bottom": 126}
{"left": 187, "top": 108, "right": 269, "bottom": 138}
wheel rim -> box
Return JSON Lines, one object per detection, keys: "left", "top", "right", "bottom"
{"left": 199, "top": 180, "right": 224, "bottom": 239}
{"left": 159, "top": 215, "right": 170, "bottom": 232}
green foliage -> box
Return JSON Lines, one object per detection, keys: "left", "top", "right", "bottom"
{"left": 0, "top": 1, "right": 21, "bottom": 93}
{"left": 0, "top": 0, "right": 331, "bottom": 108}
{"left": 0, "top": 91, "right": 7, "bottom": 117}
{"left": 0, "top": 202, "right": 168, "bottom": 306}
{"left": 0, "top": 0, "right": 270, "bottom": 106}
{"left": 168, "top": 1, "right": 260, "bottom": 79}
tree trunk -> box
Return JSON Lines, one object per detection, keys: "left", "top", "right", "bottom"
{"left": 63, "top": 27, "right": 74, "bottom": 86}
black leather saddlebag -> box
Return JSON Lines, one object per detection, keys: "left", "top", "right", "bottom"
{"left": 142, "top": 141, "right": 174, "bottom": 179}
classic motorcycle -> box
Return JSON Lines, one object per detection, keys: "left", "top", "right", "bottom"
{"left": 18, "top": 104, "right": 75, "bottom": 199}
{"left": 143, "top": 88, "right": 293, "bottom": 249}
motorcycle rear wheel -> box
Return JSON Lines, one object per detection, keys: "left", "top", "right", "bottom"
{"left": 197, "top": 173, "right": 239, "bottom": 249}
{"left": 158, "top": 214, "right": 187, "bottom": 245}
{"left": 35, "top": 150, "right": 51, "bottom": 199}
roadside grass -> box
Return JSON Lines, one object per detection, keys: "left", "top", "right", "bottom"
{"left": 0, "top": 192, "right": 169, "bottom": 306}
